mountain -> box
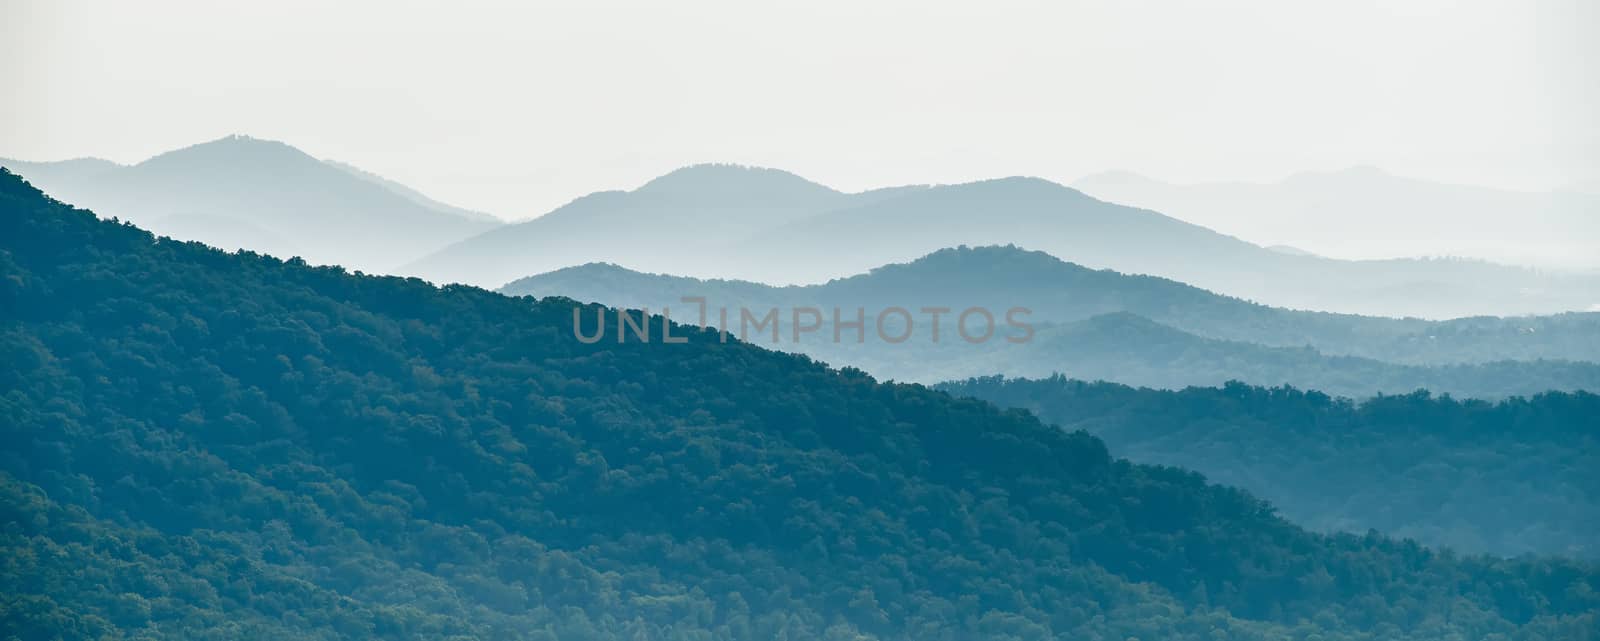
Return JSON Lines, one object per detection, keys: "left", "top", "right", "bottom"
{"left": 0, "top": 157, "right": 122, "bottom": 192}
{"left": 939, "top": 377, "right": 1600, "bottom": 558}
{"left": 409, "top": 165, "right": 1597, "bottom": 318}
{"left": 965, "top": 312, "right": 1600, "bottom": 399}
{"left": 323, "top": 159, "right": 502, "bottom": 223}
{"left": 1074, "top": 167, "right": 1600, "bottom": 270}
{"left": 724, "top": 176, "right": 1597, "bottom": 317}
{"left": 1266, "top": 244, "right": 1319, "bottom": 257}
{"left": 399, "top": 163, "right": 871, "bottom": 287}
{"left": 1, "top": 136, "right": 500, "bottom": 272}
{"left": 500, "top": 246, "right": 1600, "bottom": 396}
{"left": 5, "top": 168, "right": 1598, "bottom": 639}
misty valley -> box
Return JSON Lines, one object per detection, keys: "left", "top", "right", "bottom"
{"left": 3, "top": 6, "right": 1599, "bottom": 637}
{"left": 3, "top": 135, "right": 1598, "bottom": 640}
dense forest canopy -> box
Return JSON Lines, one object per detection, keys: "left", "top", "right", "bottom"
{"left": 937, "top": 376, "right": 1600, "bottom": 558}
{"left": 3, "top": 169, "right": 1598, "bottom": 640}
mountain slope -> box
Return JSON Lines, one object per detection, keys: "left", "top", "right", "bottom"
{"left": 766, "top": 245, "right": 1600, "bottom": 365}
{"left": 1074, "top": 167, "right": 1600, "bottom": 270}
{"left": 501, "top": 247, "right": 1600, "bottom": 396}
{"left": 727, "top": 177, "right": 1596, "bottom": 317}
{"left": 414, "top": 165, "right": 1596, "bottom": 317}
{"left": 939, "top": 377, "right": 1600, "bottom": 557}
{"left": 1, "top": 136, "right": 500, "bottom": 272}
{"left": 4, "top": 168, "right": 1596, "bottom": 639}
{"left": 726, "top": 176, "right": 1250, "bottom": 284}
{"left": 970, "top": 312, "right": 1600, "bottom": 399}
{"left": 400, "top": 163, "right": 860, "bottom": 287}
{"left": 323, "top": 158, "right": 502, "bottom": 223}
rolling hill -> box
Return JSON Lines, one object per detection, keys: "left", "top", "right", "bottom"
{"left": 398, "top": 163, "right": 887, "bottom": 287}
{"left": 4, "top": 168, "right": 1597, "bottom": 639}
{"left": 505, "top": 245, "right": 1600, "bottom": 365}
{"left": 724, "top": 176, "right": 1597, "bottom": 317}
{"left": 500, "top": 246, "right": 1600, "bottom": 397}
{"left": 939, "top": 376, "right": 1600, "bottom": 558}
{"left": 412, "top": 166, "right": 1597, "bottom": 318}
{"left": 1, "top": 135, "right": 500, "bottom": 272}
{"left": 963, "top": 313, "right": 1600, "bottom": 399}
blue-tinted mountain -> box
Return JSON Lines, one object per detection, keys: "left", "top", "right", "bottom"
{"left": 726, "top": 176, "right": 1597, "bottom": 317}
{"left": 501, "top": 246, "right": 1600, "bottom": 395}
{"left": 5, "top": 168, "right": 1596, "bottom": 639}
{"left": 411, "top": 165, "right": 1597, "bottom": 318}
{"left": 972, "top": 312, "right": 1600, "bottom": 399}
{"left": 1, "top": 135, "right": 500, "bottom": 272}
{"left": 399, "top": 163, "right": 870, "bottom": 286}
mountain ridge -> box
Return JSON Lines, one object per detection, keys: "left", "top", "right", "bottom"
{"left": 416, "top": 163, "right": 1596, "bottom": 318}
{"left": 3, "top": 166, "right": 1597, "bottom": 640}
{"left": 504, "top": 244, "right": 1600, "bottom": 368}
{"left": 1, "top": 135, "right": 501, "bottom": 273}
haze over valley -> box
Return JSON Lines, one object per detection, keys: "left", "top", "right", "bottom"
{"left": 8, "top": 138, "right": 1597, "bottom": 319}
{"left": 1074, "top": 166, "right": 1600, "bottom": 270}
{"left": 4, "top": 2, "right": 1597, "bottom": 639}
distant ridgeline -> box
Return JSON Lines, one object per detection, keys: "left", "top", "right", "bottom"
{"left": 938, "top": 376, "right": 1600, "bottom": 558}
{"left": 406, "top": 165, "right": 1600, "bottom": 319}
{"left": 1, "top": 168, "right": 1597, "bottom": 639}
{"left": 0, "top": 135, "right": 500, "bottom": 273}
{"left": 500, "top": 246, "right": 1600, "bottom": 398}
{"left": 10, "top": 144, "right": 1596, "bottom": 319}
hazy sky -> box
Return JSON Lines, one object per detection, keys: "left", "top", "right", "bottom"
{"left": 3, "top": 0, "right": 1596, "bottom": 219}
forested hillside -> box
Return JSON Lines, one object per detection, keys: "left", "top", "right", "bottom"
{"left": 3, "top": 168, "right": 1598, "bottom": 640}
{"left": 938, "top": 376, "right": 1600, "bottom": 557}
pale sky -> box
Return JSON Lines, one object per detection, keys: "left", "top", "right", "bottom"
{"left": 3, "top": 0, "right": 1596, "bottom": 219}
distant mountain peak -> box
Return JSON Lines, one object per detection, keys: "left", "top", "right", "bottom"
{"left": 903, "top": 244, "right": 1072, "bottom": 268}
{"left": 188, "top": 133, "right": 299, "bottom": 152}
{"left": 834, "top": 244, "right": 1120, "bottom": 290}
{"left": 635, "top": 163, "right": 840, "bottom": 200}
{"left": 0, "top": 156, "right": 123, "bottom": 171}
{"left": 971, "top": 175, "right": 1068, "bottom": 189}
{"left": 135, "top": 134, "right": 319, "bottom": 171}
{"left": 933, "top": 175, "right": 1093, "bottom": 202}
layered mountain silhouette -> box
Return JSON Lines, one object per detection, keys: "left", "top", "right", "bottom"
{"left": 399, "top": 164, "right": 876, "bottom": 287}
{"left": 501, "top": 246, "right": 1600, "bottom": 397}
{"left": 980, "top": 313, "right": 1600, "bottom": 399}
{"left": 1075, "top": 166, "right": 1600, "bottom": 270}
{"left": 510, "top": 245, "right": 1600, "bottom": 365}
{"left": 410, "top": 164, "right": 1597, "bottom": 318}
{"left": 1, "top": 135, "right": 500, "bottom": 272}
{"left": 4, "top": 167, "right": 1597, "bottom": 639}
